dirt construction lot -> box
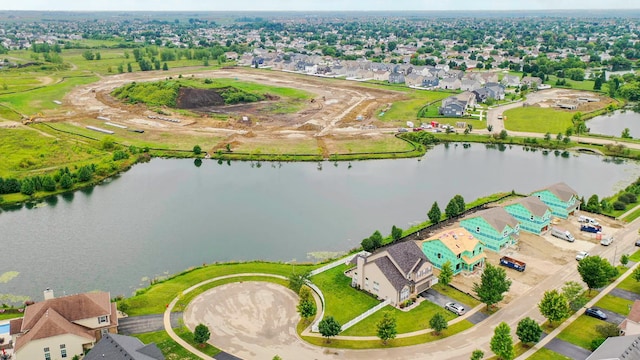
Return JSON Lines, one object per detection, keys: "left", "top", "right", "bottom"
{"left": 450, "top": 211, "right": 623, "bottom": 304}
{"left": 49, "top": 67, "right": 406, "bottom": 155}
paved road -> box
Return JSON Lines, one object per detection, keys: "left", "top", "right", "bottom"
{"left": 118, "top": 313, "right": 183, "bottom": 335}
{"left": 597, "top": 308, "right": 626, "bottom": 325}
{"left": 544, "top": 338, "right": 591, "bottom": 360}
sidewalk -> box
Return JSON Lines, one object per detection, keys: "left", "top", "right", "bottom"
{"left": 517, "top": 260, "right": 640, "bottom": 359}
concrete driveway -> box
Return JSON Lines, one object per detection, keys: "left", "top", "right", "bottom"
{"left": 596, "top": 308, "right": 626, "bottom": 325}
{"left": 544, "top": 338, "right": 591, "bottom": 360}
{"left": 118, "top": 312, "right": 183, "bottom": 335}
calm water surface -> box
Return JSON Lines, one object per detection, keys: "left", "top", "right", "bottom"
{"left": 1, "top": 144, "right": 639, "bottom": 300}
{"left": 588, "top": 110, "right": 640, "bottom": 138}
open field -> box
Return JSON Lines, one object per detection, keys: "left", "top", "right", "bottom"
{"left": 556, "top": 315, "right": 604, "bottom": 349}
{"left": 503, "top": 107, "right": 573, "bottom": 134}
{"left": 377, "top": 90, "right": 451, "bottom": 122}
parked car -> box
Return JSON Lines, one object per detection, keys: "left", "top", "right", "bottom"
{"left": 636, "top": 238, "right": 640, "bottom": 247}
{"left": 580, "top": 224, "right": 602, "bottom": 233}
{"left": 444, "top": 302, "right": 466, "bottom": 316}
{"left": 585, "top": 308, "right": 607, "bottom": 320}
{"left": 600, "top": 237, "right": 613, "bottom": 246}
{"left": 576, "top": 251, "right": 589, "bottom": 261}
{"left": 579, "top": 215, "right": 600, "bottom": 227}
{"left": 397, "top": 128, "right": 409, "bottom": 133}
{"left": 551, "top": 227, "right": 575, "bottom": 242}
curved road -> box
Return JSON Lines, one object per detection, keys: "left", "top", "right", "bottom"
{"left": 163, "top": 215, "right": 640, "bottom": 360}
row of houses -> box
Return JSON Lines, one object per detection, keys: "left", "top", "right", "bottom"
{"left": 438, "top": 82, "right": 506, "bottom": 117}
{"left": 349, "top": 183, "right": 580, "bottom": 305}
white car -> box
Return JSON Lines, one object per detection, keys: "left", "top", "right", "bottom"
{"left": 445, "top": 302, "right": 466, "bottom": 316}
{"left": 600, "top": 237, "right": 613, "bottom": 246}
{"left": 576, "top": 251, "right": 589, "bottom": 261}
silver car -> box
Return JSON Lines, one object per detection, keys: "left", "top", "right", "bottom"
{"left": 445, "top": 302, "right": 466, "bottom": 316}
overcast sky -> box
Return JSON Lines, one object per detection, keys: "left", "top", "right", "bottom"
{"left": 1, "top": 0, "right": 637, "bottom": 11}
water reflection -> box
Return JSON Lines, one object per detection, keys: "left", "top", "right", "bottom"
{"left": 61, "top": 192, "right": 74, "bottom": 203}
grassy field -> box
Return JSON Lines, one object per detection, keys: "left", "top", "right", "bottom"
{"left": 231, "top": 137, "right": 321, "bottom": 155}
{"left": 0, "top": 75, "right": 98, "bottom": 115}
{"left": 503, "top": 107, "right": 574, "bottom": 134}
{"left": 174, "top": 325, "right": 221, "bottom": 357}
{"left": 556, "top": 315, "right": 605, "bottom": 349}
{"left": 378, "top": 90, "right": 451, "bottom": 122}
{"left": 310, "top": 264, "right": 381, "bottom": 325}
{"left": 594, "top": 294, "right": 632, "bottom": 315}
{"left": 124, "top": 262, "right": 317, "bottom": 316}
{"left": 325, "top": 136, "right": 415, "bottom": 154}
{"left": 133, "top": 330, "right": 209, "bottom": 359}
{"left": 616, "top": 270, "right": 640, "bottom": 293}
{"left": 340, "top": 301, "right": 456, "bottom": 336}
{"left": 302, "top": 320, "right": 473, "bottom": 349}
{"left": 432, "top": 283, "right": 482, "bottom": 307}
{"left": 0, "top": 128, "right": 110, "bottom": 178}
{"left": 545, "top": 75, "right": 597, "bottom": 92}
{"left": 528, "top": 348, "right": 572, "bottom": 360}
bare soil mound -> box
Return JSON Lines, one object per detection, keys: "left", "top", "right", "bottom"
{"left": 176, "top": 88, "right": 225, "bottom": 109}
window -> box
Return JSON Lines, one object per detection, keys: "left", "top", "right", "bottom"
{"left": 44, "top": 348, "right": 50, "bottom": 352}
{"left": 44, "top": 348, "right": 51, "bottom": 360}
{"left": 98, "top": 315, "right": 108, "bottom": 324}
{"left": 476, "top": 226, "right": 480, "bottom": 233}
{"left": 530, "top": 215, "right": 534, "bottom": 221}
{"left": 61, "top": 349, "right": 67, "bottom": 358}
{"left": 373, "top": 281, "right": 379, "bottom": 292}
{"left": 400, "top": 287, "right": 410, "bottom": 301}
{"left": 101, "top": 328, "right": 109, "bottom": 336}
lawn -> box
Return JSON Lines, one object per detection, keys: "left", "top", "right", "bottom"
{"left": 545, "top": 75, "right": 597, "bottom": 92}
{"left": 325, "top": 136, "right": 415, "bottom": 155}
{"left": 340, "top": 300, "right": 456, "bottom": 336}
{"left": 133, "top": 330, "right": 210, "bottom": 359}
{"left": 503, "top": 107, "right": 574, "bottom": 134}
{"left": 0, "top": 128, "right": 110, "bottom": 178}
{"left": 630, "top": 249, "right": 640, "bottom": 263}
{"left": 174, "top": 325, "right": 221, "bottom": 357}
{"left": 528, "top": 348, "right": 572, "bottom": 360}
{"left": 231, "top": 137, "right": 321, "bottom": 155}
{"left": 379, "top": 90, "right": 451, "bottom": 122}
{"left": 617, "top": 271, "right": 640, "bottom": 294}
{"left": 594, "top": 294, "right": 633, "bottom": 316}
{"left": 302, "top": 320, "right": 473, "bottom": 349}
{"left": 556, "top": 315, "right": 605, "bottom": 349}
{"left": 432, "top": 283, "right": 482, "bottom": 307}
{"left": 124, "top": 262, "right": 318, "bottom": 316}
{"left": 310, "top": 264, "right": 381, "bottom": 325}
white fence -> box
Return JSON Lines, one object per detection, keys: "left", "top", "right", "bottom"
{"left": 309, "top": 250, "right": 369, "bottom": 276}
{"left": 340, "top": 299, "right": 392, "bottom": 332}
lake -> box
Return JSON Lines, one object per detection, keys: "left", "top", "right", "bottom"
{"left": 1, "top": 144, "right": 639, "bottom": 301}
{"left": 587, "top": 110, "right": 640, "bottom": 138}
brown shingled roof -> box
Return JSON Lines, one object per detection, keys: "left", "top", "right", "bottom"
{"left": 516, "top": 196, "right": 550, "bottom": 217}
{"left": 474, "top": 207, "right": 519, "bottom": 233}
{"left": 21, "top": 291, "right": 112, "bottom": 331}
{"left": 14, "top": 308, "right": 94, "bottom": 352}
{"left": 539, "top": 182, "right": 578, "bottom": 202}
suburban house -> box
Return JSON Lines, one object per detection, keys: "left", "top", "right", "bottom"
{"left": 439, "top": 77, "right": 462, "bottom": 90}
{"left": 422, "top": 76, "right": 439, "bottom": 88}
{"left": 405, "top": 73, "right": 424, "bottom": 87}
{"left": 531, "top": 182, "right": 580, "bottom": 219}
{"left": 421, "top": 228, "right": 486, "bottom": 274}
{"left": 586, "top": 334, "right": 640, "bottom": 360}
{"left": 388, "top": 72, "right": 405, "bottom": 84}
{"left": 85, "top": 333, "right": 164, "bottom": 360}
{"left": 10, "top": 290, "right": 118, "bottom": 360}
{"left": 349, "top": 241, "right": 435, "bottom": 305}
{"left": 485, "top": 83, "right": 506, "bottom": 100}
{"left": 620, "top": 300, "right": 640, "bottom": 336}
{"left": 521, "top": 76, "right": 543, "bottom": 88}
{"left": 501, "top": 74, "right": 521, "bottom": 87}
{"left": 461, "top": 79, "right": 482, "bottom": 91}
{"left": 459, "top": 207, "right": 520, "bottom": 252}
{"left": 439, "top": 91, "right": 477, "bottom": 117}
{"left": 504, "top": 196, "right": 552, "bottom": 234}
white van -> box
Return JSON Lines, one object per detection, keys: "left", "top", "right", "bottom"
{"left": 551, "top": 227, "right": 575, "bottom": 242}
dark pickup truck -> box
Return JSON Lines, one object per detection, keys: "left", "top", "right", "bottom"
{"left": 581, "top": 225, "right": 602, "bottom": 233}
{"left": 499, "top": 256, "right": 526, "bottom": 272}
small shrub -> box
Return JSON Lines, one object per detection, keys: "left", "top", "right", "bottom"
{"left": 613, "top": 201, "right": 627, "bottom": 211}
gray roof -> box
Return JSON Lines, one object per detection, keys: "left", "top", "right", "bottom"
{"left": 514, "top": 196, "right": 550, "bottom": 217}
{"left": 85, "top": 333, "right": 164, "bottom": 360}
{"left": 373, "top": 241, "right": 429, "bottom": 291}
{"left": 474, "top": 207, "right": 519, "bottom": 232}
{"left": 586, "top": 334, "right": 640, "bottom": 360}
{"left": 540, "top": 182, "right": 578, "bottom": 202}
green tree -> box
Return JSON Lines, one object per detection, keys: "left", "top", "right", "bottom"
{"left": 193, "top": 323, "right": 210, "bottom": 347}
{"left": 361, "top": 237, "right": 375, "bottom": 252}
{"left": 127, "top": 63, "right": 133, "bottom": 72}
{"left": 544, "top": 132, "right": 551, "bottom": 141}
{"left": 445, "top": 198, "right": 460, "bottom": 219}
{"left": 297, "top": 297, "right": 317, "bottom": 324}
{"left": 60, "top": 174, "right": 73, "bottom": 189}
{"left": 429, "top": 312, "right": 448, "bottom": 335}
{"left": 562, "top": 281, "right": 587, "bottom": 311}
{"left": 578, "top": 255, "right": 616, "bottom": 294}
{"left": 490, "top": 322, "right": 515, "bottom": 360}
{"left": 470, "top": 349, "right": 484, "bottom": 360}
{"left": 376, "top": 311, "right": 397, "bottom": 344}
{"left": 318, "top": 316, "right": 341, "bottom": 343}
{"left": 453, "top": 194, "right": 465, "bottom": 213}
{"left": 288, "top": 270, "right": 311, "bottom": 294}
{"left": 499, "top": 129, "right": 508, "bottom": 140}
{"left": 596, "top": 322, "right": 620, "bottom": 338}
{"left": 163, "top": 62, "right": 169, "bottom": 71}
{"left": 391, "top": 225, "right": 403, "bottom": 242}
{"left": 193, "top": 145, "right": 202, "bottom": 155}
{"left": 621, "top": 254, "right": 630, "bottom": 267}
{"left": 42, "top": 176, "right": 56, "bottom": 192}
{"left": 20, "top": 179, "right": 34, "bottom": 196}
{"left": 633, "top": 267, "right": 640, "bottom": 282}
{"left": 473, "top": 263, "right": 512, "bottom": 310}
{"left": 77, "top": 166, "right": 93, "bottom": 182}
{"left": 538, "top": 289, "right": 570, "bottom": 325}
{"left": 516, "top": 317, "right": 542, "bottom": 346}
{"left": 487, "top": 124, "right": 493, "bottom": 132}
{"left": 585, "top": 194, "right": 600, "bottom": 212}
{"left": 117, "top": 63, "right": 124, "bottom": 73}
{"left": 428, "top": 201, "right": 442, "bottom": 224}
{"left": 439, "top": 261, "right": 454, "bottom": 286}
{"left": 370, "top": 230, "right": 383, "bottom": 249}
{"left": 556, "top": 133, "right": 563, "bottom": 142}
{"left": 622, "top": 128, "right": 632, "bottom": 139}
{"left": 273, "top": 356, "right": 282, "bottom": 360}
